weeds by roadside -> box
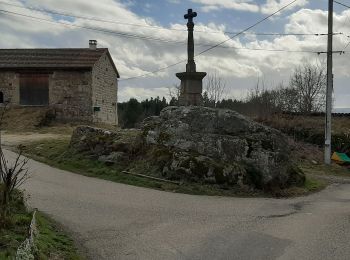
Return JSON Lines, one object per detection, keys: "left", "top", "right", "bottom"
{"left": 0, "top": 105, "right": 82, "bottom": 259}
{"left": 0, "top": 190, "right": 82, "bottom": 259}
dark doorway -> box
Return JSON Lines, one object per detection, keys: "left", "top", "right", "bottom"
{"left": 0, "top": 92, "right": 3, "bottom": 103}
{"left": 20, "top": 74, "right": 49, "bottom": 106}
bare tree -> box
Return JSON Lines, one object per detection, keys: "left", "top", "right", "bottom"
{"left": 277, "top": 86, "right": 299, "bottom": 113}
{"left": 204, "top": 72, "right": 226, "bottom": 107}
{"left": 290, "top": 62, "right": 326, "bottom": 114}
{"left": 167, "top": 84, "right": 181, "bottom": 105}
{"left": 245, "top": 77, "right": 279, "bottom": 119}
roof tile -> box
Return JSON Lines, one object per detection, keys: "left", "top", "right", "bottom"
{"left": 0, "top": 48, "right": 107, "bottom": 69}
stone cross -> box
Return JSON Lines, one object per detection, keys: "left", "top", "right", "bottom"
{"left": 184, "top": 8, "right": 197, "bottom": 24}
{"left": 176, "top": 8, "right": 206, "bottom": 106}
{"left": 184, "top": 9, "right": 197, "bottom": 72}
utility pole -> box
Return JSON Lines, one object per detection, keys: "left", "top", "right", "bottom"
{"left": 325, "top": 0, "right": 333, "bottom": 165}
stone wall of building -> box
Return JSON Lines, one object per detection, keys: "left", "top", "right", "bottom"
{"left": 92, "top": 52, "right": 118, "bottom": 125}
{"left": 0, "top": 55, "right": 118, "bottom": 125}
{"left": 0, "top": 72, "right": 20, "bottom": 104}
{"left": 49, "top": 71, "right": 93, "bottom": 121}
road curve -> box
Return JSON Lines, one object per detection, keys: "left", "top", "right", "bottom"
{"left": 6, "top": 150, "right": 350, "bottom": 260}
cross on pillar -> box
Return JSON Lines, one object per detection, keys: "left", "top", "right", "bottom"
{"left": 184, "top": 9, "right": 197, "bottom": 24}
{"left": 176, "top": 8, "right": 206, "bottom": 106}
{"left": 184, "top": 9, "right": 197, "bottom": 72}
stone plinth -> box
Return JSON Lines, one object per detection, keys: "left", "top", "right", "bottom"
{"left": 176, "top": 71, "right": 206, "bottom": 106}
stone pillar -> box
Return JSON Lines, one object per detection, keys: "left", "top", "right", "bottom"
{"left": 177, "top": 8, "right": 206, "bottom": 106}
{"left": 177, "top": 72, "right": 206, "bottom": 106}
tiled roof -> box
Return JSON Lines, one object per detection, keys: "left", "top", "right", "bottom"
{"left": 0, "top": 48, "right": 119, "bottom": 77}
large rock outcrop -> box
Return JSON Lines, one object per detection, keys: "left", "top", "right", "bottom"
{"left": 69, "top": 106, "right": 305, "bottom": 192}
{"left": 141, "top": 106, "right": 305, "bottom": 190}
{"left": 70, "top": 126, "right": 140, "bottom": 164}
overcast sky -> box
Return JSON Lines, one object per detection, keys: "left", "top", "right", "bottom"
{"left": 0, "top": 0, "right": 349, "bottom": 108}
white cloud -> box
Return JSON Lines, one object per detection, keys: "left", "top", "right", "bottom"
{"left": 119, "top": 86, "right": 169, "bottom": 101}
{"left": 167, "top": 0, "right": 180, "bottom": 4}
{"left": 0, "top": 1, "right": 349, "bottom": 107}
{"left": 201, "top": 5, "right": 220, "bottom": 13}
{"left": 191, "top": 0, "right": 259, "bottom": 13}
{"left": 260, "top": 0, "right": 309, "bottom": 15}
{"left": 191, "top": 0, "right": 308, "bottom": 14}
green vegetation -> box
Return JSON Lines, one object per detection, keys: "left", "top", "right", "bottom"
{"left": 35, "top": 213, "right": 81, "bottom": 260}
{"left": 273, "top": 176, "right": 328, "bottom": 198}
{"left": 304, "top": 177, "right": 327, "bottom": 192}
{"left": 19, "top": 138, "right": 327, "bottom": 197}
{"left": 19, "top": 138, "right": 258, "bottom": 197}
{"left": 0, "top": 190, "right": 30, "bottom": 259}
{"left": 260, "top": 114, "right": 350, "bottom": 154}
{"left": 301, "top": 161, "right": 350, "bottom": 178}
{"left": 118, "top": 97, "right": 168, "bottom": 128}
{"left": 0, "top": 190, "right": 81, "bottom": 259}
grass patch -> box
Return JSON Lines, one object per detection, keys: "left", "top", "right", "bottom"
{"left": 304, "top": 177, "right": 327, "bottom": 192}
{"left": 275, "top": 176, "right": 327, "bottom": 197}
{"left": 17, "top": 138, "right": 333, "bottom": 198}
{"left": 19, "top": 138, "right": 266, "bottom": 197}
{"left": 0, "top": 192, "right": 81, "bottom": 259}
{"left": 300, "top": 162, "right": 350, "bottom": 178}
{"left": 1, "top": 107, "right": 119, "bottom": 135}
{"left": 0, "top": 193, "right": 31, "bottom": 259}
{"left": 35, "top": 213, "right": 82, "bottom": 260}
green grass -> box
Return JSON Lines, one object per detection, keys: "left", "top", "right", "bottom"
{"left": 17, "top": 138, "right": 330, "bottom": 198}
{"left": 19, "top": 138, "right": 265, "bottom": 197}
{"left": 0, "top": 196, "right": 31, "bottom": 259}
{"left": 0, "top": 191, "right": 82, "bottom": 259}
{"left": 35, "top": 213, "right": 82, "bottom": 260}
{"left": 278, "top": 162, "right": 350, "bottom": 197}
{"left": 300, "top": 162, "right": 350, "bottom": 178}
{"left": 304, "top": 177, "right": 327, "bottom": 192}
{"left": 265, "top": 176, "right": 328, "bottom": 198}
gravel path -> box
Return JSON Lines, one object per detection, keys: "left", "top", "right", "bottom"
{"left": 5, "top": 150, "right": 350, "bottom": 260}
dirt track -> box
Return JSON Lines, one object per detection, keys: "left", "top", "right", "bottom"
{"left": 1, "top": 133, "right": 68, "bottom": 147}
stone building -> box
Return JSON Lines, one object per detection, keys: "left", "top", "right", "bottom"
{"left": 0, "top": 40, "right": 119, "bottom": 125}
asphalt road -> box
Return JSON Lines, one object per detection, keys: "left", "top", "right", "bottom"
{"left": 6, "top": 150, "right": 350, "bottom": 260}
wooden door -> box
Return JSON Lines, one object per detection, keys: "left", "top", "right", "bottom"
{"left": 20, "top": 74, "right": 49, "bottom": 106}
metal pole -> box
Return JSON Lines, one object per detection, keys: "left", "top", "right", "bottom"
{"left": 325, "top": 0, "right": 333, "bottom": 165}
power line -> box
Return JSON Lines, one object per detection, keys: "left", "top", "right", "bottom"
{"left": 334, "top": 0, "right": 350, "bottom": 9}
{"left": 195, "top": 0, "right": 301, "bottom": 57}
{"left": 119, "top": 60, "right": 185, "bottom": 81}
{"left": 0, "top": 9, "right": 187, "bottom": 44}
{"left": 0, "top": 2, "right": 343, "bottom": 81}
{"left": 197, "top": 44, "right": 323, "bottom": 53}
{"left": 0, "top": 8, "right": 331, "bottom": 54}
{"left": 343, "top": 40, "right": 350, "bottom": 51}
{"left": 121, "top": 0, "right": 311, "bottom": 81}
{"left": 0, "top": 0, "right": 338, "bottom": 37}
{"left": 335, "top": 1, "right": 350, "bottom": 52}
{"left": 0, "top": 1, "right": 182, "bottom": 31}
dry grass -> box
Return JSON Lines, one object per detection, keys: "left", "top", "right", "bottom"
{"left": 2, "top": 107, "right": 49, "bottom": 132}
{"left": 260, "top": 114, "right": 350, "bottom": 135}
{"left": 288, "top": 138, "right": 324, "bottom": 163}
{"left": 2, "top": 107, "right": 349, "bottom": 198}
{"left": 1, "top": 106, "right": 119, "bottom": 135}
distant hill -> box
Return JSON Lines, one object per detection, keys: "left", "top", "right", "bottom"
{"left": 333, "top": 108, "right": 350, "bottom": 114}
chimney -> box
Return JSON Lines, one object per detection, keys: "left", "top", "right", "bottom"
{"left": 89, "top": 40, "right": 97, "bottom": 50}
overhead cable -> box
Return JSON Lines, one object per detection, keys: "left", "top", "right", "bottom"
{"left": 0, "top": 1, "right": 339, "bottom": 37}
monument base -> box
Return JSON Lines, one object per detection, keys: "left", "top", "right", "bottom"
{"left": 176, "top": 71, "right": 206, "bottom": 106}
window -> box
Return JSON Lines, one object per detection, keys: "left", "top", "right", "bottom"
{"left": 20, "top": 74, "right": 49, "bottom": 106}
{"left": 0, "top": 92, "right": 3, "bottom": 103}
